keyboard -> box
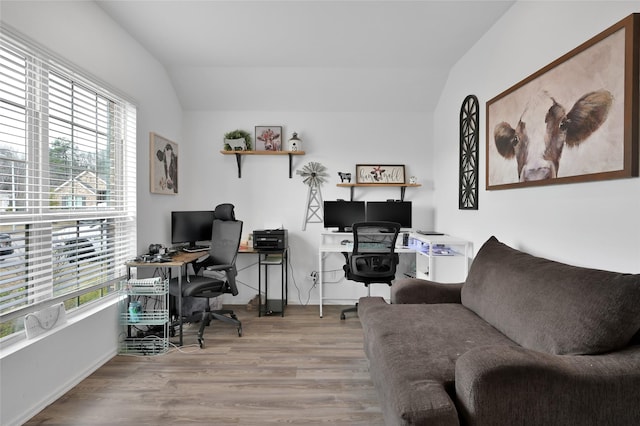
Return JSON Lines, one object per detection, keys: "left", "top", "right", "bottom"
{"left": 183, "top": 245, "right": 209, "bottom": 253}
{"left": 417, "top": 230, "right": 445, "bottom": 236}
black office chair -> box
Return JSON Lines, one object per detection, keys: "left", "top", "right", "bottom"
{"left": 341, "top": 221, "right": 401, "bottom": 320}
{"left": 169, "top": 203, "right": 243, "bottom": 348}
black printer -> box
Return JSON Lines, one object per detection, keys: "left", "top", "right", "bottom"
{"left": 253, "top": 229, "right": 288, "bottom": 251}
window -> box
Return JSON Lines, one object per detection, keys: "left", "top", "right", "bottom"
{"left": 0, "top": 27, "right": 137, "bottom": 339}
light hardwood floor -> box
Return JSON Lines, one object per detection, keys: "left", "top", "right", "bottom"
{"left": 25, "top": 305, "right": 385, "bottom": 425}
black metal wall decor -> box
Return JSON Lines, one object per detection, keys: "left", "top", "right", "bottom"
{"left": 459, "top": 95, "right": 479, "bottom": 210}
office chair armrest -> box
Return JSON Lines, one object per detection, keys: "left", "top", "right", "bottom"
{"left": 211, "top": 265, "right": 239, "bottom": 296}
{"left": 201, "top": 264, "right": 239, "bottom": 296}
{"left": 191, "top": 254, "right": 212, "bottom": 275}
{"left": 205, "top": 264, "right": 234, "bottom": 272}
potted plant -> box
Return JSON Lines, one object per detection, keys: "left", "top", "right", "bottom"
{"left": 223, "top": 129, "right": 253, "bottom": 151}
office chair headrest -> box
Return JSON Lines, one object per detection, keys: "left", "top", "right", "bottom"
{"left": 214, "top": 203, "right": 236, "bottom": 221}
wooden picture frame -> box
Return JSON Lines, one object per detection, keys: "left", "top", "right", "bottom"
{"left": 355, "top": 164, "right": 406, "bottom": 184}
{"left": 150, "top": 132, "right": 178, "bottom": 194}
{"left": 486, "top": 13, "right": 639, "bottom": 190}
{"left": 255, "top": 126, "right": 282, "bottom": 151}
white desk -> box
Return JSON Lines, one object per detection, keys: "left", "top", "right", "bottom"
{"left": 317, "top": 232, "right": 470, "bottom": 317}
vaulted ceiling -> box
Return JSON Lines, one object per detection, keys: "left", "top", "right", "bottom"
{"left": 96, "top": 1, "right": 514, "bottom": 112}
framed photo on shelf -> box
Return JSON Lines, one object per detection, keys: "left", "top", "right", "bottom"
{"left": 486, "top": 13, "right": 639, "bottom": 190}
{"left": 150, "top": 132, "right": 178, "bottom": 194}
{"left": 355, "top": 164, "right": 406, "bottom": 184}
{"left": 255, "top": 126, "right": 282, "bottom": 151}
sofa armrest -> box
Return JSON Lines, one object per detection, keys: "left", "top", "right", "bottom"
{"left": 455, "top": 344, "right": 640, "bottom": 426}
{"left": 391, "top": 278, "right": 463, "bottom": 304}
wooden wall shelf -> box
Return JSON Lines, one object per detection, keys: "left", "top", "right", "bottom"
{"left": 336, "top": 183, "right": 421, "bottom": 201}
{"left": 220, "top": 150, "right": 305, "bottom": 178}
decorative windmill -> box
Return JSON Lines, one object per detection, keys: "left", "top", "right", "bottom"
{"left": 297, "top": 161, "right": 329, "bottom": 230}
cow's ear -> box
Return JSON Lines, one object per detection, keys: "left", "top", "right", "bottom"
{"left": 156, "top": 150, "right": 165, "bottom": 161}
{"left": 494, "top": 122, "right": 517, "bottom": 159}
{"left": 563, "top": 90, "right": 613, "bottom": 146}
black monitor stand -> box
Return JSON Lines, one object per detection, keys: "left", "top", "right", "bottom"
{"left": 183, "top": 242, "right": 209, "bottom": 252}
{"left": 333, "top": 227, "right": 352, "bottom": 233}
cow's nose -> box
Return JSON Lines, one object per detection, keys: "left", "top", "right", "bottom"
{"left": 521, "top": 166, "right": 553, "bottom": 181}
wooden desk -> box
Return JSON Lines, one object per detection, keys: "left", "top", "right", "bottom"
{"left": 126, "top": 250, "right": 203, "bottom": 269}
{"left": 127, "top": 250, "right": 203, "bottom": 346}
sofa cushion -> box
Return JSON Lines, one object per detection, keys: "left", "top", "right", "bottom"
{"left": 358, "top": 300, "right": 516, "bottom": 425}
{"left": 461, "top": 236, "right": 640, "bottom": 355}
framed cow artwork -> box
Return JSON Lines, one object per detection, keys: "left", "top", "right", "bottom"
{"left": 150, "top": 132, "right": 178, "bottom": 194}
{"left": 255, "top": 126, "right": 282, "bottom": 151}
{"left": 355, "top": 164, "right": 406, "bottom": 184}
{"left": 486, "top": 13, "right": 639, "bottom": 190}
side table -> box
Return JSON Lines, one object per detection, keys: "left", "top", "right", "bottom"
{"left": 258, "top": 248, "right": 288, "bottom": 317}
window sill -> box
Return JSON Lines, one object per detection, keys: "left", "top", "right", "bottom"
{"left": 0, "top": 293, "right": 121, "bottom": 358}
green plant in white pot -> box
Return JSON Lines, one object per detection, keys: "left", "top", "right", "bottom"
{"left": 224, "top": 129, "right": 253, "bottom": 151}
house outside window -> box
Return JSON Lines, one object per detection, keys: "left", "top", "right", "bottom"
{"left": 0, "top": 27, "right": 137, "bottom": 340}
{"left": 63, "top": 195, "right": 86, "bottom": 207}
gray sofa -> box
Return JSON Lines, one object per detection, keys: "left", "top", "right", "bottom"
{"left": 358, "top": 236, "right": 640, "bottom": 426}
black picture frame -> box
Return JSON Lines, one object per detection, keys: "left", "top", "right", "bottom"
{"left": 459, "top": 95, "right": 479, "bottom": 209}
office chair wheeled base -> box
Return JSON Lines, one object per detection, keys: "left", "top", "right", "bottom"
{"left": 340, "top": 304, "right": 358, "bottom": 320}
{"left": 196, "top": 309, "right": 242, "bottom": 348}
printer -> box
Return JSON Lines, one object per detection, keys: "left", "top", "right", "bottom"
{"left": 253, "top": 229, "right": 288, "bottom": 251}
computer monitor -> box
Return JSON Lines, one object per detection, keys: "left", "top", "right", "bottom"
{"left": 366, "top": 201, "right": 412, "bottom": 229}
{"left": 323, "top": 201, "right": 366, "bottom": 232}
{"left": 171, "top": 210, "right": 215, "bottom": 249}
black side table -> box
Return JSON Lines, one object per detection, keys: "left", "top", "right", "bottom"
{"left": 258, "top": 248, "right": 288, "bottom": 317}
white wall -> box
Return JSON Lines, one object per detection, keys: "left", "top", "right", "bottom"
{"left": 0, "top": 2, "right": 183, "bottom": 425}
{"left": 181, "top": 110, "right": 433, "bottom": 305}
{"left": 433, "top": 1, "right": 640, "bottom": 273}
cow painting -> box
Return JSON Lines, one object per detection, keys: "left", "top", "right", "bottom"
{"left": 487, "top": 26, "right": 627, "bottom": 189}
{"left": 494, "top": 89, "right": 613, "bottom": 182}
{"left": 150, "top": 133, "right": 179, "bottom": 194}
{"left": 256, "top": 127, "right": 282, "bottom": 151}
{"left": 156, "top": 143, "right": 178, "bottom": 193}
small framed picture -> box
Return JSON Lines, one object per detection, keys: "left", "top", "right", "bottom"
{"left": 255, "top": 126, "right": 282, "bottom": 151}
{"left": 150, "top": 132, "right": 178, "bottom": 194}
{"left": 355, "top": 164, "right": 406, "bottom": 184}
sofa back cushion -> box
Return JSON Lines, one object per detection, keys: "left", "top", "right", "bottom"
{"left": 461, "top": 236, "right": 640, "bottom": 355}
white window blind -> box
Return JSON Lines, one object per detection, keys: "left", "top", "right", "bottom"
{"left": 0, "top": 26, "right": 137, "bottom": 338}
